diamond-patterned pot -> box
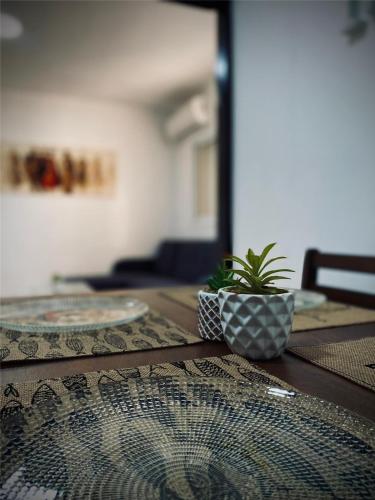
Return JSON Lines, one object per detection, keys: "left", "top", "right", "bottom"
{"left": 218, "top": 288, "right": 295, "bottom": 360}
{"left": 197, "top": 290, "right": 224, "bottom": 341}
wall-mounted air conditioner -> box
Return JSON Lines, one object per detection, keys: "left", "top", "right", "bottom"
{"left": 165, "top": 94, "right": 209, "bottom": 141}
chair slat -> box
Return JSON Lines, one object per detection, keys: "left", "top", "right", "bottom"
{"left": 302, "top": 249, "right": 375, "bottom": 309}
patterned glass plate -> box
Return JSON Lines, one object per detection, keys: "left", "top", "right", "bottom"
{"left": 1, "top": 377, "right": 374, "bottom": 499}
{"left": 0, "top": 296, "right": 149, "bottom": 333}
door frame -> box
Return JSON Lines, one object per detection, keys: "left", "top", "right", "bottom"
{"left": 170, "top": 0, "right": 233, "bottom": 256}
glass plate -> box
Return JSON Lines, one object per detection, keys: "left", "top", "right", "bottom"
{"left": 0, "top": 296, "right": 149, "bottom": 333}
{"left": 290, "top": 289, "right": 327, "bottom": 312}
{"left": 1, "top": 377, "right": 374, "bottom": 499}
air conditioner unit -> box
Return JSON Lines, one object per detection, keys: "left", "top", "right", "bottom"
{"left": 165, "top": 94, "right": 209, "bottom": 140}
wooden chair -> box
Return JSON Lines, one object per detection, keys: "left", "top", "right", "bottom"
{"left": 301, "top": 249, "right": 375, "bottom": 309}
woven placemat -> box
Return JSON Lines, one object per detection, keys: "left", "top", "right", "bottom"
{"left": 0, "top": 353, "right": 293, "bottom": 413}
{"left": 289, "top": 337, "right": 375, "bottom": 391}
{"left": 293, "top": 302, "right": 375, "bottom": 332}
{"left": 2, "top": 365, "right": 375, "bottom": 500}
{"left": 162, "top": 289, "right": 375, "bottom": 332}
{"left": 0, "top": 309, "right": 203, "bottom": 364}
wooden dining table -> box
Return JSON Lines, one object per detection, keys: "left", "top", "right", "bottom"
{"left": 1, "top": 286, "right": 375, "bottom": 422}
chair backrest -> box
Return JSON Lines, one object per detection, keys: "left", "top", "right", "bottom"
{"left": 301, "top": 249, "right": 375, "bottom": 309}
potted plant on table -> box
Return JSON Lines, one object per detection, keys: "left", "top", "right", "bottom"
{"left": 218, "top": 243, "right": 295, "bottom": 360}
{"left": 197, "top": 263, "right": 235, "bottom": 341}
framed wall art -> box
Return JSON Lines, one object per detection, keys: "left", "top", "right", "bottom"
{"left": 0, "top": 143, "right": 117, "bottom": 196}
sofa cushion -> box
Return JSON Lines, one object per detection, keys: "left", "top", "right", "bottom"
{"left": 173, "top": 241, "right": 220, "bottom": 282}
{"left": 154, "top": 242, "right": 177, "bottom": 276}
{"left": 86, "top": 273, "right": 182, "bottom": 291}
{"left": 112, "top": 258, "right": 154, "bottom": 274}
{"left": 66, "top": 240, "right": 221, "bottom": 290}
{"left": 119, "top": 272, "right": 182, "bottom": 288}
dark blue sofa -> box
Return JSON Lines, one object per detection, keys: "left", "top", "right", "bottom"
{"left": 66, "top": 240, "right": 220, "bottom": 291}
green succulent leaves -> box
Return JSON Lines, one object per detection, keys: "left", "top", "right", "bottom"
{"left": 206, "top": 243, "right": 293, "bottom": 295}
{"left": 207, "top": 263, "right": 235, "bottom": 292}
{"left": 224, "top": 243, "right": 294, "bottom": 295}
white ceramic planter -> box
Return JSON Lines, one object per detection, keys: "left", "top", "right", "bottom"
{"left": 218, "top": 288, "right": 295, "bottom": 360}
{"left": 197, "top": 289, "right": 224, "bottom": 341}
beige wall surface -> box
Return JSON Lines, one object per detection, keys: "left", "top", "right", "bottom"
{"left": 1, "top": 90, "right": 171, "bottom": 297}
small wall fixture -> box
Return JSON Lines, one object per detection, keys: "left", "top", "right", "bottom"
{"left": 0, "top": 12, "right": 23, "bottom": 40}
{"left": 165, "top": 95, "right": 209, "bottom": 141}
{"left": 343, "top": 0, "right": 375, "bottom": 44}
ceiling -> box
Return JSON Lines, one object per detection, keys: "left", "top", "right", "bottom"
{"left": 1, "top": 1, "right": 216, "bottom": 110}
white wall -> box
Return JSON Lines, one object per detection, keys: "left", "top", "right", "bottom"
{"left": 168, "top": 82, "right": 218, "bottom": 239}
{"left": 233, "top": 1, "right": 375, "bottom": 292}
{"left": 1, "top": 90, "right": 171, "bottom": 297}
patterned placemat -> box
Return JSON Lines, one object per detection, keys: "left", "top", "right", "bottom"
{"left": 0, "top": 309, "right": 203, "bottom": 364}
{"left": 289, "top": 337, "right": 375, "bottom": 391}
{"left": 162, "top": 289, "right": 375, "bottom": 332}
{"left": 0, "top": 354, "right": 293, "bottom": 413}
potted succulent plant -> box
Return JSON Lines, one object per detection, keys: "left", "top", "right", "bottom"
{"left": 218, "top": 243, "right": 295, "bottom": 360}
{"left": 198, "top": 263, "right": 234, "bottom": 341}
